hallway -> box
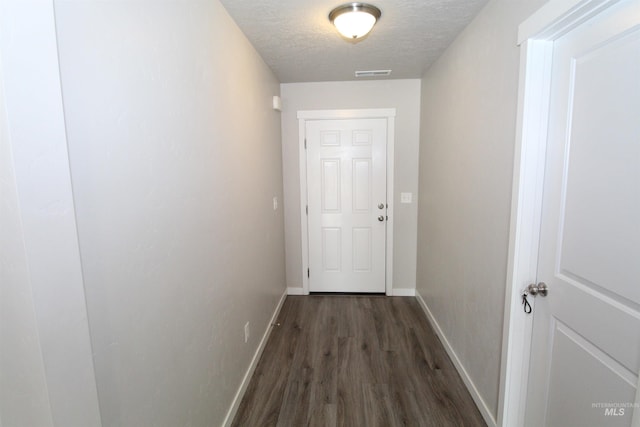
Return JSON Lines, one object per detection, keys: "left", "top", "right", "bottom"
{"left": 1, "top": 0, "right": 572, "bottom": 425}
{"left": 232, "top": 296, "right": 486, "bottom": 426}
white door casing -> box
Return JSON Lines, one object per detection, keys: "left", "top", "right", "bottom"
{"left": 306, "top": 118, "right": 387, "bottom": 293}
{"left": 297, "top": 109, "right": 396, "bottom": 296}
{"left": 499, "top": 1, "right": 640, "bottom": 426}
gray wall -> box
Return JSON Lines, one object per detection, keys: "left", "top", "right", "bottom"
{"left": 417, "top": 0, "right": 547, "bottom": 421}
{"left": 281, "top": 80, "right": 421, "bottom": 293}
{"left": 1, "top": 1, "right": 101, "bottom": 425}
{"left": 0, "top": 45, "right": 54, "bottom": 427}
{"left": 2, "top": 0, "right": 286, "bottom": 425}
{"left": 0, "top": 59, "right": 55, "bottom": 427}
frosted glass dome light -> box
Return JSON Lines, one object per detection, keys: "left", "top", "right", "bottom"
{"left": 329, "top": 3, "right": 381, "bottom": 40}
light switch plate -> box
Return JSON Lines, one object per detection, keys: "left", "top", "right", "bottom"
{"left": 272, "top": 96, "right": 282, "bottom": 111}
{"left": 400, "top": 192, "right": 413, "bottom": 204}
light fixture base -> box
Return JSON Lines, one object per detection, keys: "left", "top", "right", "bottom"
{"left": 329, "top": 3, "right": 381, "bottom": 39}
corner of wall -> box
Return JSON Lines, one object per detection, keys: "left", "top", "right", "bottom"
{"left": 415, "top": 290, "right": 497, "bottom": 427}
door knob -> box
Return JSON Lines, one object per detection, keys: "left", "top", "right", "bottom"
{"left": 378, "top": 203, "right": 385, "bottom": 209}
{"left": 527, "top": 282, "right": 548, "bottom": 297}
{"left": 378, "top": 215, "right": 384, "bottom": 221}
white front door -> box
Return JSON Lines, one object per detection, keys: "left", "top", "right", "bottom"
{"left": 306, "top": 118, "right": 387, "bottom": 293}
{"left": 525, "top": 1, "right": 640, "bottom": 426}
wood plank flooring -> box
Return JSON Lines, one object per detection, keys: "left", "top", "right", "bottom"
{"left": 232, "top": 296, "right": 487, "bottom": 427}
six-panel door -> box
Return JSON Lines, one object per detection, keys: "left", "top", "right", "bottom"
{"left": 306, "top": 118, "right": 387, "bottom": 293}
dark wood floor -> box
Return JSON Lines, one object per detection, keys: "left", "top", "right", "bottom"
{"left": 232, "top": 295, "right": 487, "bottom": 427}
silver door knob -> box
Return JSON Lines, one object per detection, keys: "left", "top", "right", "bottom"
{"left": 378, "top": 203, "right": 385, "bottom": 209}
{"left": 527, "top": 282, "right": 548, "bottom": 297}
{"left": 378, "top": 215, "right": 384, "bottom": 221}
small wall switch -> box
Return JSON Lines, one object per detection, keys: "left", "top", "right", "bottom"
{"left": 401, "top": 192, "right": 413, "bottom": 204}
{"left": 244, "top": 322, "right": 250, "bottom": 343}
{"left": 273, "top": 196, "right": 278, "bottom": 210}
{"left": 272, "top": 95, "right": 282, "bottom": 111}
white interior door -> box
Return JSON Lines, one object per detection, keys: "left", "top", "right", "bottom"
{"left": 306, "top": 118, "right": 387, "bottom": 293}
{"left": 525, "top": 1, "right": 640, "bottom": 426}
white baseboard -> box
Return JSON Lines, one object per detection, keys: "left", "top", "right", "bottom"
{"left": 222, "top": 288, "right": 288, "bottom": 427}
{"left": 391, "top": 288, "right": 415, "bottom": 296}
{"left": 415, "top": 290, "right": 497, "bottom": 427}
{"left": 288, "top": 287, "right": 414, "bottom": 296}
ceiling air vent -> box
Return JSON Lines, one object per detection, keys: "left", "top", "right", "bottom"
{"left": 355, "top": 69, "right": 392, "bottom": 78}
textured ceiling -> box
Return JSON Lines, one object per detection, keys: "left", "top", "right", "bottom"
{"left": 219, "top": 0, "right": 489, "bottom": 83}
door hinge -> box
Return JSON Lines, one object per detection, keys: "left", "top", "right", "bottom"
{"left": 307, "top": 268, "right": 310, "bottom": 278}
{"left": 304, "top": 138, "right": 307, "bottom": 149}
{"left": 306, "top": 205, "right": 308, "bottom": 215}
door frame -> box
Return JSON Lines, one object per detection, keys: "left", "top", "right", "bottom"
{"left": 498, "top": 1, "right": 626, "bottom": 426}
{"left": 297, "top": 108, "right": 396, "bottom": 296}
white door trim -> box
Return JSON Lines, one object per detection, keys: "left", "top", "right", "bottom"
{"left": 498, "top": 1, "right": 625, "bottom": 426}
{"left": 297, "top": 108, "right": 396, "bottom": 296}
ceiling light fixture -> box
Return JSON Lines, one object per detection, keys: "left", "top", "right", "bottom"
{"left": 329, "top": 3, "right": 381, "bottom": 40}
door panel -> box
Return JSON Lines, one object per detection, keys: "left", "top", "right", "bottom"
{"left": 321, "top": 159, "right": 341, "bottom": 212}
{"left": 306, "top": 118, "right": 387, "bottom": 293}
{"left": 352, "top": 227, "right": 372, "bottom": 272}
{"left": 546, "top": 321, "right": 637, "bottom": 427}
{"left": 322, "top": 228, "right": 341, "bottom": 271}
{"left": 559, "top": 24, "right": 640, "bottom": 306}
{"left": 526, "top": 1, "right": 640, "bottom": 425}
{"left": 352, "top": 159, "right": 371, "bottom": 212}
